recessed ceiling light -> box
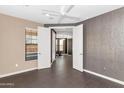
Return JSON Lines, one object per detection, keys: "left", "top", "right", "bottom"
{"left": 45, "top": 13, "right": 50, "bottom": 17}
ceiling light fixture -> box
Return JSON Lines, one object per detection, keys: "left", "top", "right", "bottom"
{"left": 45, "top": 13, "right": 50, "bottom": 17}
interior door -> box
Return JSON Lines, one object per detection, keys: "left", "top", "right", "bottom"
{"left": 38, "top": 26, "right": 51, "bottom": 69}
{"left": 73, "top": 24, "right": 83, "bottom": 72}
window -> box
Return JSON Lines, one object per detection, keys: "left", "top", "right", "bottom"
{"left": 59, "top": 39, "right": 64, "bottom": 51}
{"left": 25, "top": 28, "right": 38, "bottom": 61}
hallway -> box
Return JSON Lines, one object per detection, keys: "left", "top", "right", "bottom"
{"left": 0, "top": 55, "right": 123, "bottom": 88}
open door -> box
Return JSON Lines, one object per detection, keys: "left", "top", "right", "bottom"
{"left": 73, "top": 24, "right": 83, "bottom": 72}
{"left": 38, "top": 26, "right": 51, "bottom": 69}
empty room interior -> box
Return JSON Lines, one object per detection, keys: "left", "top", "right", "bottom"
{"left": 0, "top": 5, "right": 124, "bottom": 88}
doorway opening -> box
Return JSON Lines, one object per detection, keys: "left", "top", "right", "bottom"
{"left": 38, "top": 25, "right": 83, "bottom": 71}
{"left": 50, "top": 24, "right": 83, "bottom": 72}
{"left": 50, "top": 27, "right": 73, "bottom": 70}
{"left": 56, "top": 38, "right": 72, "bottom": 56}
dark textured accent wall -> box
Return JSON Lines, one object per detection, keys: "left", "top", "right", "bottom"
{"left": 83, "top": 7, "right": 124, "bottom": 81}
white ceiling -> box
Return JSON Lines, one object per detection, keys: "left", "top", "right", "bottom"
{"left": 54, "top": 28, "right": 73, "bottom": 35}
{"left": 54, "top": 28, "right": 73, "bottom": 38}
{"left": 54, "top": 27, "right": 73, "bottom": 39}
{"left": 0, "top": 5, "right": 123, "bottom": 24}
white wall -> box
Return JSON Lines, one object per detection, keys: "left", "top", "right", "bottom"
{"left": 56, "top": 34, "right": 72, "bottom": 39}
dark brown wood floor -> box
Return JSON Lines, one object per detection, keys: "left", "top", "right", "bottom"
{"left": 0, "top": 55, "right": 123, "bottom": 88}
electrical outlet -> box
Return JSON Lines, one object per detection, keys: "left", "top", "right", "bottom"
{"left": 15, "top": 64, "right": 18, "bottom": 67}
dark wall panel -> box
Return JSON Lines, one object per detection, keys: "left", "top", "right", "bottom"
{"left": 83, "top": 7, "right": 124, "bottom": 81}
{"left": 67, "top": 39, "right": 72, "bottom": 55}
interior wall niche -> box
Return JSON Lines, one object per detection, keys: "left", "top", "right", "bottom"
{"left": 25, "top": 28, "right": 38, "bottom": 61}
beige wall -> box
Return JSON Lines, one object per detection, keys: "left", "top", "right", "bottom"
{"left": 0, "top": 13, "right": 42, "bottom": 75}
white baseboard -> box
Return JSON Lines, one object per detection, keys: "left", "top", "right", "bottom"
{"left": 0, "top": 67, "right": 37, "bottom": 78}
{"left": 73, "top": 67, "right": 83, "bottom": 72}
{"left": 1, "top": 67, "right": 124, "bottom": 86}
{"left": 84, "top": 69, "right": 124, "bottom": 85}
{"left": 38, "top": 65, "right": 51, "bottom": 70}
